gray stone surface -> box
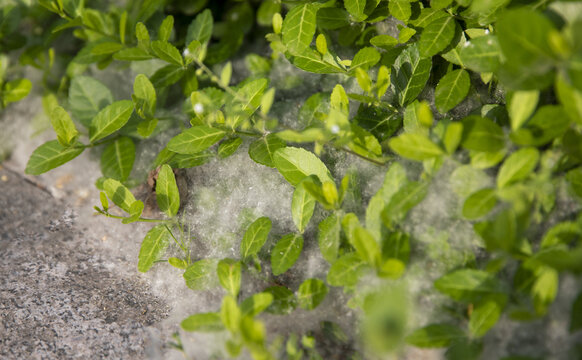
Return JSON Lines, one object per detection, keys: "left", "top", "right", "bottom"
{"left": 0, "top": 167, "right": 169, "bottom": 359}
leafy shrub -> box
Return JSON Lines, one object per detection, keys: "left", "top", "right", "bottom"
{"left": 2, "top": 0, "right": 581, "bottom": 358}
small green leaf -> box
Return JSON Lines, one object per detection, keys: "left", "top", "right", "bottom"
{"left": 183, "top": 259, "right": 218, "bottom": 290}
{"left": 89, "top": 100, "right": 134, "bottom": 143}
{"left": 497, "top": 147, "right": 539, "bottom": 188}
{"left": 168, "top": 257, "right": 188, "bottom": 269}
{"left": 186, "top": 9, "right": 213, "bottom": 45}
{"left": 257, "top": 0, "right": 281, "bottom": 26}
{"left": 349, "top": 47, "right": 381, "bottom": 74}
{"left": 508, "top": 90, "right": 539, "bottom": 131}
{"left": 69, "top": 75, "right": 114, "bottom": 127}
{"left": 405, "top": 324, "right": 465, "bottom": 348}
{"left": 382, "top": 181, "right": 428, "bottom": 229}
{"left": 217, "top": 259, "right": 241, "bottom": 297}
{"left": 150, "top": 64, "right": 186, "bottom": 88}
{"left": 327, "top": 253, "right": 366, "bottom": 287}
{"left": 248, "top": 134, "right": 286, "bottom": 167}
{"left": 462, "top": 188, "right": 497, "bottom": 220}
{"left": 318, "top": 213, "right": 341, "bottom": 263}
{"left": 370, "top": 35, "right": 398, "bottom": 50}
{"left": 282, "top": 4, "right": 317, "bottom": 54}
{"left": 133, "top": 74, "right": 156, "bottom": 118}
{"left": 290, "top": 47, "right": 346, "bottom": 74}
{"left": 461, "top": 115, "right": 504, "bottom": 152}
{"left": 435, "top": 69, "right": 471, "bottom": 113}
{"left": 113, "top": 47, "right": 154, "bottom": 61}
{"left": 316, "top": 34, "right": 328, "bottom": 55}
{"left": 158, "top": 15, "right": 173, "bottom": 42}
{"left": 435, "top": 269, "right": 504, "bottom": 302}
{"left": 344, "top": 0, "right": 367, "bottom": 20}
{"left": 292, "top": 180, "right": 316, "bottom": 233}
{"left": 220, "top": 61, "right": 232, "bottom": 87}
{"left": 510, "top": 105, "right": 569, "bottom": 146}
{"left": 100, "top": 136, "right": 135, "bottom": 182}
{"left": 181, "top": 312, "right": 224, "bottom": 332}
{"left": 297, "top": 278, "right": 328, "bottom": 310}
{"left": 221, "top": 295, "right": 241, "bottom": 333}
{"left": 156, "top": 164, "right": 180, "bottom": 217}
{"left": 137, "top": 225, "right": 170, "bottom": 272}
{"left": 25, "top": 140, "right": 84, "bottom": 175}
{"left": 167, "top": 126, "right": 225, "bottom": 155}
{"left": 389, "top": 133, "right": 444, "bottom": 161}
{"left": 264, "top": 286, "right": 297, "bottom": 314}
{"left": 3, "top": 78, "right": 32, "bottom": 104}
{"left": 350, "top": 227, "right": 381, "bottom": 267}
{"left": 273, "top": 147, "right": 334, "bottom": 186}
{"left": 444, "top": 122, "right": 463, "bottom": 154}
{"left": 260, "top": 88, "right": 276, "bottom": 115}
{"left": 123, "top": 200, "right": 144, "bottom": 224}
{"left": 469, "top": 297, "right": 505, "bottom": 337}
{"left": 389, "top": 0, "right": 411, "bottom": 22}
{"left": 271, "top": 234, "right": 303, "bottom": 276}
{"left": 240, "top": 216, "right": 272, "bottom": 259}
{"left": 103, "top": 178, "right": 137, "bottom": 213}
{"left": 151, "top": 40, "right": 183, "bottom": 67}
{"left": 459, "top": 35, "right": 501, "bottom": 73}
{"left": 218, "top": 137, "right": 243, "bottom": 158}
{"left": 50, "top": 106, "right": 79, "bottom": 147}
{"left": 99, "top": 192, "right": 109, "bottom": 210}
{"left": 392, "top": 43, "right": 432, "bottom": 106}
{"left": 241, "top": 292, "right": 274, "bottom": 317}
{"left": 418, "top": 16, "right": 457, "bottom": 57}
{"left": 317, "top": 7, "right": 350, "bottom": 30}
{"left": 570, "top": 291, "right": 582, "bottom": 333}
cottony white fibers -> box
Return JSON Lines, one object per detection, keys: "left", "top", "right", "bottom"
{"left": 193, "top": 103, "right": 204, "bottom": 114}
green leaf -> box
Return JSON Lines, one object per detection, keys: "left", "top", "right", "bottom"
{"left": 469, "top": 297, "right": 504, "bottom": 337}
{"left": 90, "top": 42, "right": 124, "bottom": 55}
{"left": 69, "top": 76, "right": 114, "bottom": 127}
{"left": 217, "top": 259, "right": 242, "bottom": 297}
{"left": 444, "top": 122, "right": 463, "bottom": 154}
{"left": 327, "top": 253, "right": 366, "bottom": 287}
{"left": 158, "top": 15, "right": 173, "bottom": 42}
{"left": 418, "top": 16, "right": 456, "bottom": 57}
{"left": 232, "top": 78, "right": 268, "bottom": 126}
{"left": 133, "top": 74, "right": 156, "bottom": 118}
{"left": 257, "top": 0, "right": 281, "bottom": 26}
{"left": 50, "top": 106, "right": 79, "bottom": 146}
{"left": 389, "top": 133, "right": 444, "bottom": 161}
{"left": 126, "top": 203, "right": 144, "bottom": 225}
{"left": 218, "top": 137, "right": 243, "bottom": 159}
{"left": 89, "top": 100, "right": 134, "bottom": 143}
{"left": 297, "top": 278, "right": 328, "bottom": 310}
{"left": 318, "top": 213, "right": 341, "bottom": 263}
{"left": 462, "top": 188, "right": 497, "bottom": 220}
{"left": 381, "top": 231, "right": 410, "bottom": 264}
{"left": 370, "top": 35, "right": 398, "bottom": 50}
{"left": 317, "top": 7, "right": 350, "bottom": 30}
{"left": 156, "top": 164, "right": 180, "bottom": 217}
{"left": 496, "top": 9, "right": 555, "bottom": 72}
{"left": 405, "top": 324, "right": 465, "bottom": 348}
{"left": 248, "top": 134, "right": 286, "bottom": 167}
{"left": 435, "top": 69, "right": 471, "bottom": 113}
{"left": 183, "top": 259, "right": 218, "bottom": 290}
{"left": 435, "top": 269, "right": 504, "bottom": 302}
{"left": 344, "top": 0, "right": 367, "bottom": 20}
{"left": 273, "top": 147, "right": 334, "bottom": 186}
{"left": 289, "top": 47, "right": 346, "bottom": 74}
{"left": 186, "top": 9, "right": 213, "bottom": 45}
{"left": 409, "top": 8, "right": 448, "bottom": 29}
{"left": 168, "top": 257, "right": 188, "bottom": 269}
{"left": 388, "top": 0, "right": 411, "bottom": 22}
{"left": 240, "top": 216, "right": 272, "bottom": 259}
{"left": 103, "top": 178, "right": 137, "bottom": 213}
{"left": 167, "top": 126, "right": 226, "bottom": 155}
{"left": 3, "top": 78, "right": 31, "bottom": 104}
{"left": 459, "top": 35, "right": 501, "bottom": 73}
{"left": 241, "top": 293, "right": 274, "bottom": 317}
{"left": 151, "top": 40, "right": 184, "bottom": 67}
{"left": 100, "top": 136, "right": 135, "bottom": 182}
{"left": 150, "top": 64, "right": 186, "bottom": 88}
{"left": 461, "top": 115, "right": 504, "bottom": 152}
{"left": 508, "top": 90, "right": 539, "bottom": 131}
{"left": 271, "top": 234, "right": 303, "bottom": 276}
{"left": 282, "top": 4, "right": 317, "bottom": 54}
{"left": 137, "top": 225, "right": 170, "bottom": 272}
{"left": 292, "top": 180, "right": 316, "bottom": 233}
{"left": 264, "top": 286, "right": 297, "bottom": 315}
{"left": 349, "top": 47, "right": 381, "bottom": 74}
{"left": 510, "top": 105, "right": 569, "bottom": 146}
{"left": 113, "top": 47, "right": 154, "bottom": 61}
{"left": 382, "top": 181, "right": 428, "bottom": 229}
{"left": 556, "top": 74, "right": 582, "bottom": 124}
{"left": 25, "top": 140, "right": 84, "bottom": 175}
{"left": 497, "top": 147, "right": 539, "bottom": 188}
{"left": 181, "top": 312, "right": 224, "bottom": 332}
{"left": 392, "top": 43, "right": 432, "bottom": 106}
{"left": 221, "top": 295, "right": 241, "bottom": 333}
{"left": 351, "top": 227, "right": 381, "bottom": 267}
